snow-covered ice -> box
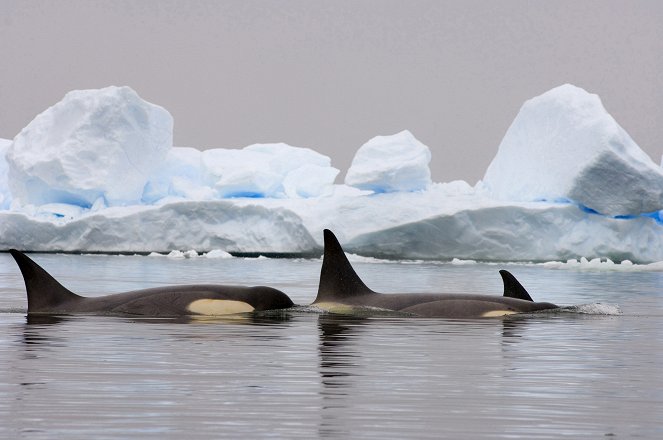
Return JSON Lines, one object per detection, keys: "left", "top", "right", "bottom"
{"left": 144, "top": 143, "right": 339, "bottom": 202}
{"left": 143, "top": 147, "right": 213, "bottom": 203}
{"left": 2, "top": 84, "right": 663, "bottom": 263}
{"left": 483, "top": 84, "right": 663, "bottom": 216}
{"left": 201, "top": 143, "right": 338, "bottom": 199}
{"left": 345, "top": 130, "right": 431, "bottom": 193}
{"left": 0, "top": 200, "right": 317, "bottom": 254}
{"left": 7, "top": 86, "right": 172, "bottom": 208}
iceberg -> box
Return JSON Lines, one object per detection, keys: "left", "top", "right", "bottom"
{"left": 482, "top": 84, "right": 663, "bottom": 216}
{"left": 200, "top": 143, "right": 338, "bottom": 199}
{"left": 2, "top": 84, "right": 663, "bottom": 263}
{"left": 344, "top": 200, "right": 663, "bottom": 262}
{"left": 0, "top": 201, "right": 317, "bottom": 254}
{"left": 6, "top": 86, "right": 173, "bottom": 208}
{"left": 144, "top": 143, "right": 339, "bottom": 202}
{"left": 345, "top": 130, "right": 432, "bottom": 193}
{"left": 143, "top": 147, "right": 214, "bottom": 203}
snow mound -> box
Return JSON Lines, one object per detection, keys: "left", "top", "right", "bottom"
{"left": 345, "top": 130, "right": 432, "bottom": 193}
{"left": 7, "top": 86, "right": 173, "bottom": 208}
{"left": 483, "top": 84, "right": 663, "bottom": 216}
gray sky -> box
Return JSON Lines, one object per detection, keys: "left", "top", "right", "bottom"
{"left": 1, "top": 0, "right": 661, "bottom": 184}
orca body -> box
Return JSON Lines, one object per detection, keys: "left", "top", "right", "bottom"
{"left": 313, "top": 230, "right": 558, "bottom": 318}
{"left": 9, "top": 249, "right": 294, "bottom": 316}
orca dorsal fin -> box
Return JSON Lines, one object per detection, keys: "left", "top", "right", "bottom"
{"left": 314, "top": 229, "right": 376, "bottom": 303}
{"left": 499, "top": 270, "right": 533, "bottom": 302}
{"left": 9, "top": 249, "right": 82, "bottom": 313}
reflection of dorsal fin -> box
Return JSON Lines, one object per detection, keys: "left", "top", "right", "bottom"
{"left": 499, "top": 270, "right": 533, "bottom": 302}
{"left": 314, "top": 230, "right": 376, "bottom": 303}
{"left": 9, "top": 250, "right": 82, "bottom": 313}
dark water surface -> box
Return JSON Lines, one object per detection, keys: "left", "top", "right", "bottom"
{"left": 0, "top": 253, "right": 662, "bottom": 439}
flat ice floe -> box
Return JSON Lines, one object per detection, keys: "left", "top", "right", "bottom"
{"left": 0, "top": 201, "right": 317, "bottom": 254}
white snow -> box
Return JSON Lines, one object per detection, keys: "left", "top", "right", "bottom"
{"left": 6, "top": 86, "right": 173, "bottom": 208}
{"left": 3, "top": 84, "right": 663, "bottom": 263}
{"left": 345, "top": 130, "right": 432, "bottom": 193}
{"left": 483, "top": 84, "right": 663, "bottom": 216}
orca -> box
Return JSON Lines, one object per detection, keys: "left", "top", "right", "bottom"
{"left": 313, "top": 230, "right": 558, "bottom": 318}
{"left": 9, "top": 249, "right": 294, "bottom": 316}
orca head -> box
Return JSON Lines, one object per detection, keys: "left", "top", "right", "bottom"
{"left": 246, "top": 286, "right": 295, "bottom": 311}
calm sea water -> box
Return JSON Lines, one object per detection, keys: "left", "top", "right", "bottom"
{"left": 0, "top": 252, "right": 662, "bottom": 439}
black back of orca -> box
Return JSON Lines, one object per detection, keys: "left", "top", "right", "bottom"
{"left": 9, "top": 249, "right": 294, "bottom": 316}
{"left": 314, "top": 230, "right": 558, "bottom": 318}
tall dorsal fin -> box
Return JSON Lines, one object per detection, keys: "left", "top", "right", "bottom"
{"left": 314, "top": 230, "right": 376, "bottom": 303}
{"left": 499, "top": 270, "right": 533, "bottom": 302}
{"left": 9, "top": 250, "right": 82, "bottom": 313}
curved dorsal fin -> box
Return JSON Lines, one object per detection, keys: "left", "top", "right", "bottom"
{"left": 499, "top": 270, "right": 533, "bottom": 302}
{"left": 9, "top": 250, "right": 82, "bottom": 313}
{"left": 314, "top": 230, "right": 376, "bottom": 303}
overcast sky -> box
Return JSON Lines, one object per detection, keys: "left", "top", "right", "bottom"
{"left": 1, "top": 0, "right": 661, "bottom": 183}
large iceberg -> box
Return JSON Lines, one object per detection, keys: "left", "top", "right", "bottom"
{"left": 482, "top": 84, "right": 663, "bottom": 216}
{"left": 2, "top": 84, "right": 663, "bottom": 262}
{"left": 7, "top": 86, "right": 173, "bottom": 208}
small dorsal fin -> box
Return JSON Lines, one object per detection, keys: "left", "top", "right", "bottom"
{"left": 314, "top": 230, "right": 376, "bottom": 303}
{"left": 9, "top": 250, "right": 82, "bottom": 313}
{"left": 499, "top": 270, "right": 533, "bottom": 302}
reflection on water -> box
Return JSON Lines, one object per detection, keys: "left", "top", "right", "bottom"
{"left": 318, "top": 315, "right": 364, "bottom": 384}
{"left": 25, "top": 314, "right": 70, "bottom": 326}
{"left": 0, "top": 253, "right": 662, "bottom": 439}
{"left": 318, "top": 315, "right": 365, "bottom": 439}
